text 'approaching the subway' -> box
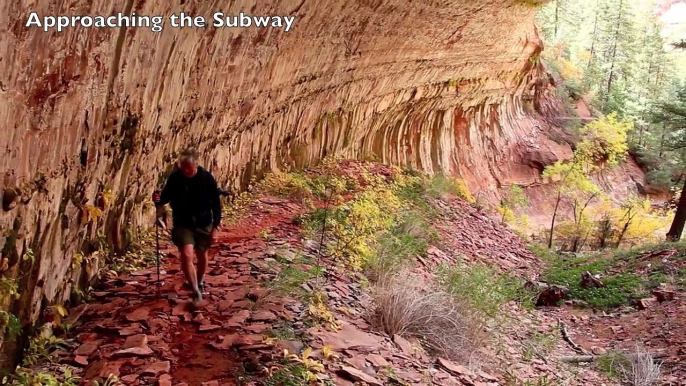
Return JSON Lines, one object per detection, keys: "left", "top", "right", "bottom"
{"left": 26, "top": 12, "right": 296, "bottom": 33}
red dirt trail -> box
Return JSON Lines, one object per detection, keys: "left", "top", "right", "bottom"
{"left": 65, "top": 197, "right": 306, "bottom": 385}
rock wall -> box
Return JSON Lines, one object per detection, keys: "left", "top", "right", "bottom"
{"left": 0, "top": 0, "right": 565, "bottom": 368}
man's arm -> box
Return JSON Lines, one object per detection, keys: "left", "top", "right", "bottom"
{"left": 207, "top": 172, "right": 222, "bottom": 228}
{"left": 157, "top": 173, "right": 175, "bottom": 206}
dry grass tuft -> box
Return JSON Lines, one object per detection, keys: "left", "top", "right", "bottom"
{"left": 618, "top": 344, "right": 662, "bottom": 386}
{"left": 602, "top": 344, "right": 662, "bottom": 386}
{"left": 370, "top": 274, "right": 487, "bottom": 363}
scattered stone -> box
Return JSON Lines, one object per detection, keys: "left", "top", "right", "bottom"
{"left": 217, "top": 300, "right": 234, "bottom": 312}
{"left": 247, "top": 287, "right": 269, "bottom": 300}
{"left": 84, "top": 359, "right": 128, "bottom": 380}
{"left": 564, "top": 299, "right": 590, "bottom": 308}
{"left": 275, "top": 248, "right": 297, "bottom": 262}
{"left": 77, "top": 332, "right": 99, "bottom": 343}
{"left": 123, "top": 334, "right": 148, "bottom": 349}
{"left": 345, "top": 355, "right": 368, "bottom": 370}
{"left": 158, "top": 374, "right": 172, "bottom": 386}
{"left": 525, "top": 281, "right": 569, "bottom": 306}
{"left": 392, "top": 335, "right": 414, "bottom": 355}
{"left": 396, "top": 370, "right": 424, "bottom": 383}
{"left": 74, "top": 355, "right": 89, "bottom": 366}
{"left": 232, "top": 300, "right": 254, "bottom": 309}
{"left": 652, "top": 290, "right": 676, "bottom": 302}
{"left": 311, "top": 323, "right": 383, "bottom": 351}
{"left": 438, "top": 358, "right": 476, "bottom": 378}
{"left": 112, "top": 345, "right": 154, "bottom": 357}
{"left": 119, "top": 323, "right": 143, "bottom": 336}
{"left": 199, "top": 325, "right": 221, "bottom": 332}
{"left": 591, "top": 346, "right": 607, "bottom": 355}
{"left": 366, "top": 354, "right": 389, "bottom": 368}
{"left": 277, "top": 340, "right": 304, "bottom": 354}
{"left": 210, "top": 335, "right": 238, "bottom": 350}
{"left": 339, "top": 366, "right": 383, "bottom": 386}
{"left": 224, "top": 310, "right": 251, "bottom": 327}
{"left": 126, "top": 308, "right": 150, "bottom": 322}
{"left": 74, "top": 340, "right": 104, "bottom": 357}
{"left": 201, "top": 381, "right": 219, "bottom": 386}
{"left": 433, "top": 371, "right": 451, "bottom": 383}
{"left": 140, "top": 361, "right": 171, "bottom": 376}
{"left": 635, "top": 298, "right": 657, "bottom": 310}
{"left": 245, "top": 324, "right": 269, "bottom": 333}
{"left": 63, "top": 304, "right": 89, "bottom": 326}
{"left": 235, "top": 335, "right": 264, "bottom": 346}
{"left": 580, "top": 271, "right": 605, "bottom": 289}
{"left": 121, "top": 374, "right": 139, "bottom": 383}
{"left": 172, "top": 303, "right": 190, "bottom": 316}
{"left": 238, "top": 344, "right": 271, "bottom": 351}
{"left": 251, "top": 311, "right": 277, "bottom": 322}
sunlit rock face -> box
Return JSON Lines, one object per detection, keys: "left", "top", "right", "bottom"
{"left": 0, "top": 0, "right": 564, "bottom": 366}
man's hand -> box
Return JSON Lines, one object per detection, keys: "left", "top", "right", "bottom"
{"left": 210, "top": 227, "right": 218, "bottom": 244}
{"left": 152, "top": 190, "right": 161, "bottom": 204}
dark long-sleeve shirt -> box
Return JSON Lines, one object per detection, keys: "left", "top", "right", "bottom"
{"left": 157, "top": 166, "right": 221, "bottom": 228}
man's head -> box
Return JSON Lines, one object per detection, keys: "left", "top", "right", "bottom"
{"left": 178, "top": 148, "right": 199, "bottom": 178}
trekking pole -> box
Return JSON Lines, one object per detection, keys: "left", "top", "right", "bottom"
{"left": 155, "top": 213, "right": 161, "bottom": 298}
{"left": 154, "top": 189, "right": 162, "bottom": 299}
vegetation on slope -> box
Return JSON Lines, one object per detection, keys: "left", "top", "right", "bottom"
{"left": 259, "top": 160, "right": 536, "bottom": 368}
{"left": 535, "top": 0, "right": 686, "bottom": 244}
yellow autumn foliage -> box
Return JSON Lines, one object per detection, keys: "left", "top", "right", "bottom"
{"left": 79, "top": 205, "right": 103, "bottom": 225}
{"left": 556, "top": 57, "right": 582, "bottom": 81}
{"left": 307, "top": 292, "right": 341, "bottom": 331}
{"left": 555, "top": 196, "right": 673, "bottom": 250}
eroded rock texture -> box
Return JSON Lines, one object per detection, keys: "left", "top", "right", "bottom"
{"left": 0, "top": 0, "right": 561, "bottom": 367}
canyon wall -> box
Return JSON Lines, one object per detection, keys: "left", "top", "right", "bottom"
{"left": 0, "top": 0, "right": 569, "bottom": 368}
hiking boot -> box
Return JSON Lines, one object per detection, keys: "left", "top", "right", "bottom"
{"left": 191, "top": 290, "right": 202, "bottom": 307}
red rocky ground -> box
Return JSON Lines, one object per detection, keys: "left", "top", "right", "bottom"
{"left": 62, "top": 193, "right": 516, "bottom": 385}
{"left": 560, "top": 248, "right": 686, "bottom": 385}
{"left": 31, "top": 163, "right": 684, "bottom": 385}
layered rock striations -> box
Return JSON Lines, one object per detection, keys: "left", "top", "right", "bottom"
{"left": 0, "top": 0, "right": 564, "bottom": 367}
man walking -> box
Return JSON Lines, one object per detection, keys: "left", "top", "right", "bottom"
{"left": 153, "top": 148, "right": 222, "bottom": 306}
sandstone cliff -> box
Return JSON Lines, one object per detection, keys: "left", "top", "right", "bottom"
{"left": 0, "top": 0, "right": 570, "bottom": 368}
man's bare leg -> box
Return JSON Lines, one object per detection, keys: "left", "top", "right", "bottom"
{"left": 180, "top": 244, "right": 202, "bottom": 304}
{"left": 196, "top": 248, "right": 209, "bottom": 290}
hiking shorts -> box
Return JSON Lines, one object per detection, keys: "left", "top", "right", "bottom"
{"left": 171, "top": 224, "right": 213, "bottom": 251}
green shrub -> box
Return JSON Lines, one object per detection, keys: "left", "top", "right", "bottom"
{"left": 438, "top": 263, "right": 536, "bottom": 318}
{"left": 541, "top": 252, "right": 648, "bottom": 309}
{"left": 266, "top": 264, "right": 323, "bottom": 298}
{"left": 365, "top": 213, "right": 434, "bottom": 282}
{"left": 426, "top": 175, "right": 475, "bottom": 203}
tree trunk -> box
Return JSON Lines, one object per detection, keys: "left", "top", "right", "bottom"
{"left": 571, "top": 193, "right": 598, "bottom": 252}
{"left": 604, "top": 0, "right": 623, "bottom": 105}
{"left": 659, "top": 124, "right": 666, "bottom": 157}
{"left": 616, "top": 210, "right": 635, "bottom": 247}
{"left": 549, "top": 191, "right": 562, "bottom": 249}
{"left": 666, "top": 178, "right": 686, "bottom": 241}
{"left": 587, "top": 1, "right": 599, "bottom": 70}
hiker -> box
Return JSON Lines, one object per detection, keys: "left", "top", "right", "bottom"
{"left": 152, "top": 148, "right": 222, "bottom": 305}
